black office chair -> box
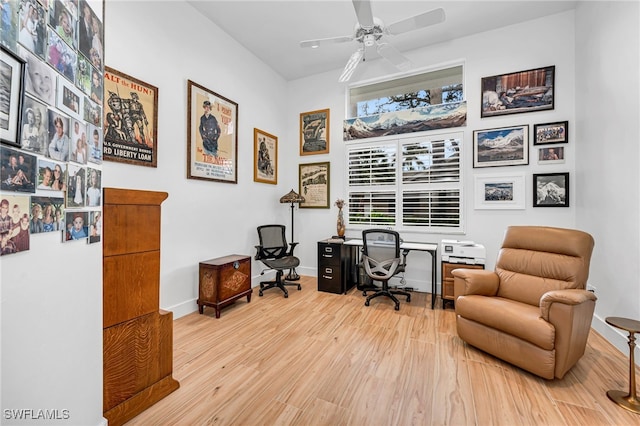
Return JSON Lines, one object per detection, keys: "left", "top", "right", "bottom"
{"left": 255, "top": 224, "right": 301, "bottom": 298}
{"left": 362, "top": 229, "right": 411, "bottom": 310}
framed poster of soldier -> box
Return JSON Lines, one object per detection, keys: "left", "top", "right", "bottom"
{"left": 300, "top": 108, "right": 329, "bottom": 155}
{"left": 102, "top": 66, "right": 158, "bottom": 167}
{"left": 253, "top": 128, "right": 277, "bottom": 185}
{"left": 299, "top": 161, "right": 330, "bottom": 208}
{"left": 187, "top": 80, "right": 238, "bottom": 184}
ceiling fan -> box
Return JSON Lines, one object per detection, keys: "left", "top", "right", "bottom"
{"left": 300, "top": 0, "right": 446, "bottom": 82}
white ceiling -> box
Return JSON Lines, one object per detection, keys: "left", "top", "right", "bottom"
{"left": 186, "top": 0, "right": 579, "bottom": 81}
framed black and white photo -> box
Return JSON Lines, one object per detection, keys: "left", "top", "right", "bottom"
{"left": 474, "top": 173, "right": 525, "bottom": 210}
{"left": 533, "top": 172, "right": 569, "bottom": 207}
{"left": 1, "top": 45, "right": 26, "bottom": 147}
{"left": 56, "top": 78, "right": 84, "bottom": 120}
{"left": 473, "top": 125, "right": 529, "bottom": 168}
{"left": 481, "top": 65, "right": 555, "bottom": 118}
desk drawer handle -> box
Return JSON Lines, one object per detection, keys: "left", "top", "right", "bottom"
{"left": 322, "top": 275, "right": 333, "bottom": 280}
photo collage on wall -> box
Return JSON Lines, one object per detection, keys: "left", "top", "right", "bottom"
{"left": 1, "top": 0, "right": 104, "bottom": 256}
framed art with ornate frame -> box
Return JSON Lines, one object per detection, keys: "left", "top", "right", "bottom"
{"left": 533, "top": 172, "right": 569, "bottom": 207}
{"left": 299, "top": 161, "right": 330, "bottom": 208}
{"left": 253, "top": 128, "right": 277, "bottom": 185}
{"left": 187, "top": 79, "right": 238, "bottom": 183}
{"left": 473, "top": 125, "right": 529, "bottom": 168}
{"left": 481, "top": 65, "right": 555, "bottom": 118}
{"left": 103, "top": 66, "right": 158, "bottom": 167}
{"left": 1, "top": 45, "right": 26, "bottom": 147}
{"left": 300, "top": 108, "right": 329, "bottom": 155}
{"left": 533, "top": 120, "right": 568, "bottom": 145}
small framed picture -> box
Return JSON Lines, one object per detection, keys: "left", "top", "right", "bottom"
{"left": 533, "top": 172, "right": 569, "bottom": 207}
{"left": 300, "top": 108, "right": 329, "bottom": 155}
{"left": 474, "top": 173, "right": 526, "bottom": 210}
{"left": 473, "top": 125, "right": 529, "bottom": 168}
{"left": 0, "top": 145, "right": 37, "bottom": 193}
{"left": 253, "top": 128, "right": 277, "bottom": 185}
{"left": 57, "top": 78, "right": 84, "bottom": 120}
{"left": 533, "top": 120, "right": 568, "bottom": 145}
{"left": 64, "top": 210, "right": 88, "bottom": 242}
{"left": 538, "top": 146, "right": 565, "bottom": 164}
{"left": 21, "top": 95, "right": 49, "bottom": 154}
{"left": 1, "top": 45, "right": 26, "bottom": 147}
{"left": 299, "top": 161, "right": 330, "bottom": 208}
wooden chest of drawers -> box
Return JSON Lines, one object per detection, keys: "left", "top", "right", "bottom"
{"left": 198, "top": 255, "right": 252, "bottom": 318}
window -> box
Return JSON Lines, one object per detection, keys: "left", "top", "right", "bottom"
{"left": 347, "top": 132, "right": 463, "bottom": 233}
{"left": 349, "top": 65, "right": 463, "bottom": 117}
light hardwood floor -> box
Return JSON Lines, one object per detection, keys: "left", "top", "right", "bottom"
{"left": 126, "top": 276, "right": 639, "bottom": 425}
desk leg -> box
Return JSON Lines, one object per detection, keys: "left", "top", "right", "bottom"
{"left": 431, "top": 251, "right": 437, "bottom": 309}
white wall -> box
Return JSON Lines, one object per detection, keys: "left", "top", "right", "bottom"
{"left": 575, "top": 1, "right": 640, "bottom": 353}
{"left": 289, "top": 11, "right": 578, "bottom": 293}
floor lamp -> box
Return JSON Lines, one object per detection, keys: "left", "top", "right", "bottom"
{"left": 280, "top": 189, "right": 305, "bottom": 281}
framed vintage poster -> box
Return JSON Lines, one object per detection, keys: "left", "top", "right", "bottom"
{"left": 299, "top": 161, "right": 330, "bottom": 208}
{"left": 1, "top": 45, "right": 26, "bottom": 147}
{"left": 187, "top": 80, "right": 238, "bottom": 183}
{"left": 474, "top": 173, "right": 526, "bottom": 210}
{"left": 473, "top": 125, "right": 529, "bottom": 168}
{"left": 533, "top": 120, "right": 568, "bottom": 145}
{"left": 481, "top": 65, "right": 555, "bottom": 118}
{"left": 533, "top": 172, "right": 569, "bottom": 207}
{"left": 300, "top": 108, "right": 329, "bottom": 155}
{"left": 102, "top": 66, "right": 158, "bottom": 167}
{"left": 253, "top": 128, "right": 277, "bottom": 185}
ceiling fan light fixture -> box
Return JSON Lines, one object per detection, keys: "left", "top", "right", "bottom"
{"left": 363, "top": 34, "right": 375, "bottom": 47}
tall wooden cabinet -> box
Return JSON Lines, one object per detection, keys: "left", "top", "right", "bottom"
{"left": 103, "top": 188, "right": 179, "bottom": 426}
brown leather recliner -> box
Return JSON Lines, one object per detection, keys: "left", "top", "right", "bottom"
{"left": 452, "top": 226, "right": 596, "bottom": 379}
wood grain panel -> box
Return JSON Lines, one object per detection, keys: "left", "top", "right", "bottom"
{"left": 103, "top": 251, "right": 160, "bottom": 328}
{"left": 104, "top": 187, "right": 168, "bottom": 206}
{"left": 103, "top": 204, "right": 162, "bottom": 256}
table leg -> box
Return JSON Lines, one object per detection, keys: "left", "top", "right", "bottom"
{"left": 607, "top": 331, "right": 640, "bottom": 413}
{"left": 431, "top": 251, "right": 436, "bottom": 309}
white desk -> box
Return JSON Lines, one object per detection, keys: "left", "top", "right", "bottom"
{"left": 344, "top": 239, "right": 439, "bottom": 309}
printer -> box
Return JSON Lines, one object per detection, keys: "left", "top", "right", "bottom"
{"left": 440, "top": 239, "right": 486, "bottom": 265}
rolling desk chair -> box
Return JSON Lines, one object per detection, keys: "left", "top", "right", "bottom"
{"left": 361, "top": 229, "right": 411, "bottom": 311}
{"left": 255, "top": 224, "right": 301, "bottom": 298}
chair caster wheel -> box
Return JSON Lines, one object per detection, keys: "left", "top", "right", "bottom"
{"left": 260, "top": 283, "right": 264, "bottom": 289}
{"left": 365, "top": 300, "right": 370, "bottom": 306}
{"left": 407, "top": 296, "right": 411, "bottom": 302}
{"left": 395, "top": 305, "right": 400, "bottom": 311}
{"left": 362, "top": 291, "right": 367, "bottom": 296}
{"left": 259, "top": 291, "right": 264, "bottom": 297}
{"left": 284, "top": 293, "right": 289, "bottom": 298}
{"left": 297, "top": 285, "right": 301, "bottom": 290}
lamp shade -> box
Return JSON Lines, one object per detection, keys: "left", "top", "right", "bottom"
{"left": 280, "top": 189, "right": 305, "bottom": 204}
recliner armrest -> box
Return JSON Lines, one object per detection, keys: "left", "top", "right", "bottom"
{"left": 539, "top": 289, "right": 597, "bottom": 321}
{"left": 452, "top": 269, "right": 499, "bottom": 297}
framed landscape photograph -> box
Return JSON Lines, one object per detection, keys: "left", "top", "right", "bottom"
{"left": 300, "top": 108, "right": 329, "bottom": 155}
{"left": 253, "top": 128, "right": 277, "bottom": 185}
{"left": 474, "top": 173, "right": 525, "bottom": 210}
{"left": 1, "top": 45, "right": 26, "bottom": 147}
{"left": 299, "top": 161, "right": 330, "bottom": 208}
{"left": 481, "top": 65, "right": 555, "bottom": 118}
{"left": 533, "top": 172, "right": 569, "bottom": 207}
{"left": 103, "top": 66, "right": 158, "bottom": 167}
{"left": 187, "top": 79, "right": 238, "bottom": 183}
{"left": 534, "top": 120, "right": 568, "bottom": 145}
{"left": 473, "top": 125, "right": 529, "bottom": 168}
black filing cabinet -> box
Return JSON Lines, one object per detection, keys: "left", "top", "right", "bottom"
{"left": 317, "top": 239, "right": 355, "bottom": 294}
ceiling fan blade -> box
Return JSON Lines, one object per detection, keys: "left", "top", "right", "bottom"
{"left": 377, "top": 43, "right": 412, "bottom": 71}
{"left": 386, "top": 8, "right": 446, "bottom": 35}
{"left": 352, "top": 0, "right": 374, "bottom": 29}
{"left": 300, "top": 35, "right": 354, "bottom": 48}
{"left": 339, "top": 48, "right": 365, "bottom": 82}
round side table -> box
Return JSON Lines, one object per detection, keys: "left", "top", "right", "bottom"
{"left": 606, "top": 316, "right": 640, "bottom": 414}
